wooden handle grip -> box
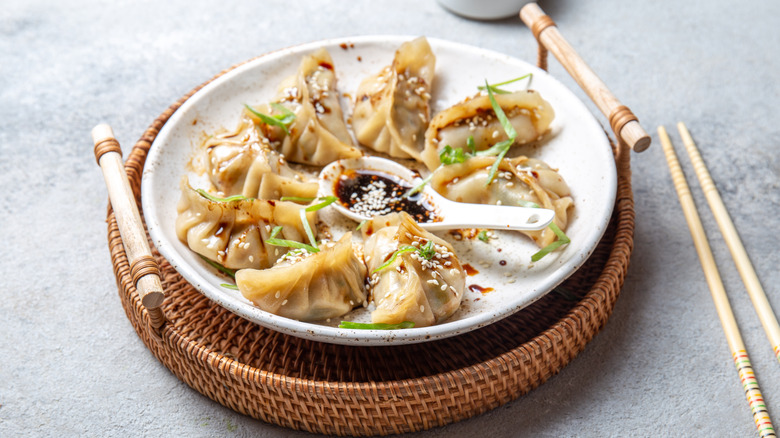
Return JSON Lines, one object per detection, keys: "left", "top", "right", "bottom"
{"left": 520, "top": 3, "right": 651, "bottom": 152}
{"left": 93, "top": 124, "right": 166, "bottom": 328}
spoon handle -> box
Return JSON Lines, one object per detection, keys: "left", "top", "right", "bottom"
{"left": 422, "top": 201, "right": 555, "bottom": 232}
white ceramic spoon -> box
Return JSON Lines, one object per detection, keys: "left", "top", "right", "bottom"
{"left": 319, "top": 156, "right": 554, "bottom": 231}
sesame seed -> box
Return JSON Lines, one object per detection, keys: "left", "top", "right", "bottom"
{"left": 275, "top": 291, "right": 281, "bottom": 298}
{"left": 419, "top": 305, "right": 425, "bottom": 313}
{"left": 440, "top": 284, "right": 447, "bottom": 291}
{"left": 281, "top": 299, "right": 288, "bottom": 306}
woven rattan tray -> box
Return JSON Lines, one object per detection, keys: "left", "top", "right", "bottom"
{"left": 98, "top": 5, "right": 646, "bottom": 435}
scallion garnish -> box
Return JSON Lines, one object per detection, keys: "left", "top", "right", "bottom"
{"left": 477, "top": 230, "right": 490, "bottom": 242}
{"left": 417, "top": 240, "right": 436, "bottom": 260}
{"left": 338, "top": 321, "right": 415, "bottom": 330}
{"left": 439, "top": 145, "right": 469, "bottom": 165}
{"left": 499, "top": 199, "right": 570, "bottom": 260}
{"left": 244, "top": 103, "right": 296, "bottom": 135}
{"left": 531, "top": 222, "right": 571, "bottom": 262}
{"left": 279, "top": 196, "right": 316, "bottom": 203}
{"left": 480, "top": 80, "right": 518, "bottom": 186}
{"left": 265, "top": 225, "right": 319, "bottom": 253}
{"left": 403, "top": 173, "right": 434, "bottom": 198}
{"left": 298, "top": 196, "right": 338, "bottom": 247}
{"left": 305, "top": 196, "right": 338, "bottom": 212}
{"left": 467, "top": 135, "right": 477, "bottom": 154}
{"left": 198, "top": 255, "right": 236, "bottom": 279}
{"left": 196, "top": 189, "right": 250, "bottom": 203}
{"left": 477, "top": 73, "right": 533, "bottom": 94}
{"left": 372, "top": 246, "right": 416, "bottom": 272}
{"left": 355, "top": 220, "right": 368, "bottom": 231}
{"left": 221, "top": 283, "right": 239, "bottom": 290}
{"left": 372, "top": 240, "right": 436, "bottom": 273}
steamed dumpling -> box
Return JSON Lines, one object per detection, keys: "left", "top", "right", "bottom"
{"left": 430, "top": 156, "right": 573, "bottom": 247}
{"left": 252, "top": 48, "right": 362, "bottom": 165}
{"left": 197, "top": 115, "right": 318, "bottom": 200}
{"left": 352, "top": 37, "right": 435, "bottom": 161}
{"left": 235, "top": 233, "right": 368, "bottom": 322}
{"left": 421, "top": 90, "right": 554, "bottom": 170}
{"left": 363, "top": 212, "right": 465, "bottom": 327}
{"left": 175, "top": 178, "right": 315, "bottom": 270}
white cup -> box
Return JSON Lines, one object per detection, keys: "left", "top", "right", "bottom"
{"left": 437, "top": 0, "right": 534, "bottom": 20}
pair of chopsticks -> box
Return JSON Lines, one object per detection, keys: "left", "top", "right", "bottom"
{"left": 659, "top": 123, "right": 778, "bottom": 438}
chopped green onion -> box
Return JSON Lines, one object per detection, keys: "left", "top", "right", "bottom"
{"left": 477, "top": 230, "right": 490, "bottom": 242}
{"left": 481, "top": 80, "right": 518, "bottom": 185}
{"left": 338, "top": 321, "right": 415, "bottom": 330}
{"left": 484, "top": 141, "right": 512, "bottom": 187}
{"left": 198, "top": 255, "right": 236, "bottom": 279}
{"left": 372, "top": 246, "right": 416, "bottom": 272}
{"left": 355, "top": 220, "right": 368, "bottom": 231}
{"left": 474, "top": 138, "right": 513, "bottom": 157}
{"left": 439, "top": 145, "right": 469, "bottom": 165}
{"left": 299, "top": 196, "right": 337, "bottom": 247}
{"left": 485, "top": 80, "right": 518, "bottom": 140}
{"left": 372, "top": 240, "right": 437, "bottom": 273}
{"left": 305, "top": 196, "right": 338, "bottom": 212}
{"left": 221, "top": 283, "right": 239, "bottom": 290}
{"left": 244, "top": 103, "right": 295, "bottom": 135}
{"left": 269, "top": 102, "right": 296, "bottom": 125}
{"left": 300, "top": 208, "right": 317, "bottom": 247}
{"left": 266, "top": 225, "right": 319, "bottom": 253}
{"left": 531, "top": 222, "right": 571, "bottom": 262}
{"left": 466, "top": 135, "right": 477, "bottom": 154}
{"left": 417, "top": 240, "right": 436, "bottom": 260}
{"left": 279, "top": 196, "right": 316, "bottom": 203}
{"left": 477, "top": 73, "right": 533, "bottom": 94}
{"left": 403, "top": 172, "right": 435, "bottom": 198}
{"left": 196, "top": 189, "right": 249, "bottom": 203}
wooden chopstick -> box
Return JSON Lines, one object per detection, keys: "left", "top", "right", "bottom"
{"left": 658, "top": 126, "right": 775, "bottom": 438}
{"left": 93, "top": 124, "right": 166, "bottom": 330}
{"left": 677, "top": 122, "right": 780, "bottom": 363}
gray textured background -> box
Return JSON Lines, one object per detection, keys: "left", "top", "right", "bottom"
{"left": 2, "top": 0, "right": 779, "bottom": 436}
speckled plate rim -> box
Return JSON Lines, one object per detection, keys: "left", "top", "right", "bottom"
{"left": 141, "top": 35, "right": 616, "bottom": 346}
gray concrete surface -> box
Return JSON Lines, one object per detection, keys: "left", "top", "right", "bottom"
{"left": 2, "top": 0, "right": 779, "bottom": 436}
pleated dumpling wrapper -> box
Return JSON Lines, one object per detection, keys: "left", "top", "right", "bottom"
{"left": 249, "top": 48, "right": 362, "bottom": 166}
{"left": 421, "top": 89, "right": 554, "bottom": 170}
{"left": 235, "top": 233, "right": 368, "bottom": 322}
{"left": 175, "top": 178, "right": 315, "bottom": 270}
{"left": 194, "top": 114, "right": 318, "bottom": 200}
{"left": 363, "top": 212, "right": 465, "bottom": 328}
{"left": 352, "top": 37, "right": 435, "bottom": 161}
{"left": 430, "top": 156, "right": 573, "bottom": 248}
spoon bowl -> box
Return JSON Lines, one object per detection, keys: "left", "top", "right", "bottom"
{"left": 319, "top": 156, "right": 554, "bottom": 231}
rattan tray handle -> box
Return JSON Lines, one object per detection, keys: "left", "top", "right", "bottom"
{"left": 521, "top": 3, "right": 651, "bottom": 153}
{"left": 93, "top": 124, "right": 166, "bottom": 330}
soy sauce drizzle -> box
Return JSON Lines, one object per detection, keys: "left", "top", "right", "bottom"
{"left": 335, "top": 169, "right": 439, "bottom": 223}
{"left": 468, "top": 284, "right": 494, "bottom": 295}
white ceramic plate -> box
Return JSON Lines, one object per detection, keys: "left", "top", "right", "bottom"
{"left": 142, "top": 35, "right": 616, "bottom": 346}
